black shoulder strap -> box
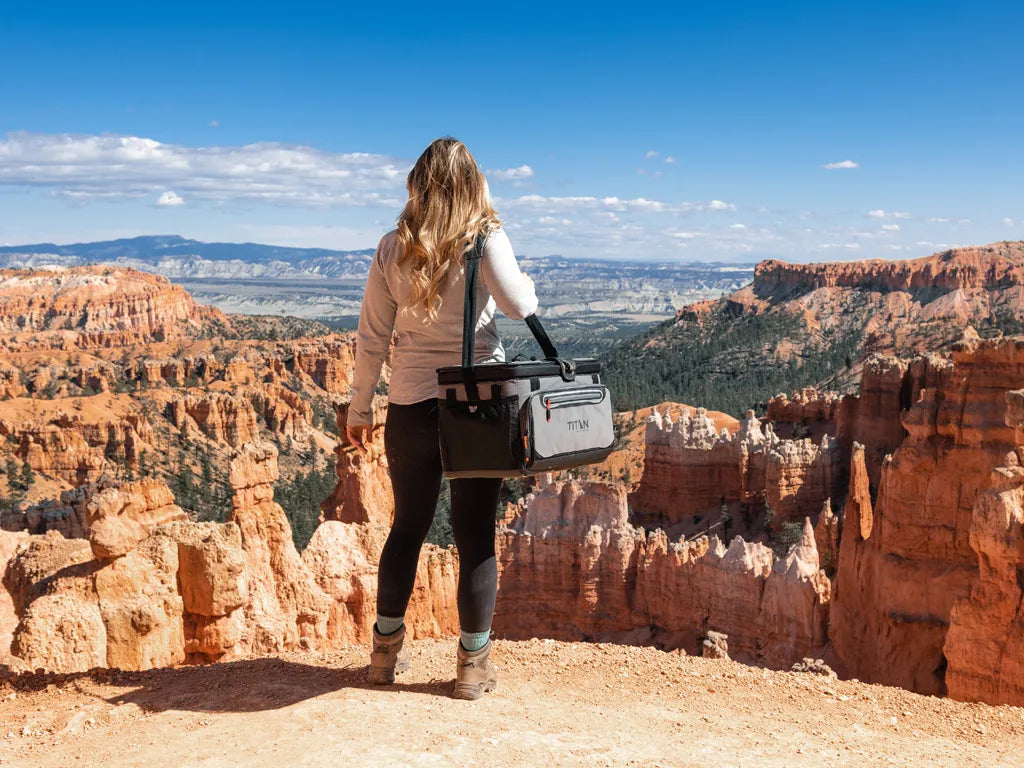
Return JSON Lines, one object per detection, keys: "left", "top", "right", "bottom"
{"left": 460, "top": 232, "right": 559, "bottom": 398}
{"left": 461, "top": 233, "right": 485, "bottom": 370}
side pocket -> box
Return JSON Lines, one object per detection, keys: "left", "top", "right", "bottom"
{"left": 438, "top": 395, "right": 524, "bottom": 474}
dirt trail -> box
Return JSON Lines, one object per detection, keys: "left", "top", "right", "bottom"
{"left": 2, "top": 638, "right": 1023, "bottom": 767}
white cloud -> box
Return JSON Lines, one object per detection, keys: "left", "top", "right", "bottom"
{"left": 209, "top": 120, "right": 220, "bottom": 128}
{"left": 867, "top": 209, "right": 910, "bottom": 219}
{"left": 881, "top": 224, "right": 900, "bottom": 231}
{"left": 822, "top": 160, "right": 859, "bottom": 170}
{"left": 664, "top": 156, "right": 677, "bottom": 164}
{"left": 489, "top": 164, "right": 534, "bottom": 181}
{"left": 1003, "top": 217, "right": 1016, "bottom": 227}
{"left": 928, "top": 217, "right": 950, "bottom": 223}
{"left": 819, "top": 243, "right": 861, "bottom": 249}
{"left": 644, "top": 150, "right": 659, "bottom": 159}
{"left": 729, "top": 223, "right": 747, "bottom": 230}
{"left": 0, "top": 131, "right": 408, "bottom": 207}
{"left": 156, "top": 190, "right": 184, "bottom": 206}
{"left": 497, "top": 195, "right": 735, "bottom": 219}
{"left": 667, "top": 231, "right": 696, "bottom": 239}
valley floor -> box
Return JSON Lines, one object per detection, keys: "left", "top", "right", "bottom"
{"left": 2, "top": 639, "right": 1022, "bottom": 768}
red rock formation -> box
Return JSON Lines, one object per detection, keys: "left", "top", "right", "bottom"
{"left": 495, "top": 476, "right": 830, "bottom": 667}
{"left": 754, "top": 243, "right": 1024, "bottom": 296}
{"left": 122, "top": 336, "right": 359, "bottom": 396}
{"left": 86, "top": 478, "right": 188, "bottom": 559}
{"left": 766, "top": 435, "right": 842, "bottom": 523}
{"left": 160, "top": 521, "right": 248, "bottom": 663}
{"left": 835, "top": 354, "right": 941, "bottom": 489}
{"left": 3, "top": 480, "right": 249, "bottom": 671}
{"left": 630, "top": 406, "right": 840, "bottom": 526}
{"left": 766, "top": 387, "right": 840, "bottom": 441}
{"left": 166, "top": 391, "right": 260, "bottom": 448}
{"left": 227, "top": 441, "right": 330, "bottom": 652}
{"left": 0, "top": 400, "right": 153, "bottom": 485}
{"left": 943, "top": 389, "right": 1024, "bottom": 705}
{"left": 629, "top": 407, "right": 745, "bottom": 522}
{"left": 813, "top": 499, "right": 839, "bottom": 573}
{"left": 71, "top": 362, "right": 117, "bottom": 393}
{"left": 320, "top": 397, "right": 393, "bottom": 526}
{"left": 0, "top": 265, "right": 229, "bottom": 351}
{"left": 288, "top": 338, "right": 358, "bottom": 395}
{"left": 830, "top": 337, "right": 1024, "bottom": 696}
{"left": 301, "top": 520, "right": 458, "bottom": 645}
{"left": 0, "top": 530, "right": 29, "bottom": 663}
{"left": 1, "top": 475, "right": 187, "bottom": 553}
{"left": 0, "top": 363, "right": 27, "bottom": 399}
{"left": 249, "top": 384, "right": 314, "bottom": 439}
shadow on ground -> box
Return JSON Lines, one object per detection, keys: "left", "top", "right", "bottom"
{"left": 7, "top": 658, "right": 453, "bottom": 713}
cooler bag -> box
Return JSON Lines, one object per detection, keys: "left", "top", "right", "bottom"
{"left": 436, "top": 234, "right": 615, "bottom": 479}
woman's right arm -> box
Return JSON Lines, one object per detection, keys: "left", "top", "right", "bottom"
{"left": 479, "top": 228, "right": 539, "bottom": 320}
{"left": 347, "top": 237, "right": 397, "bottom": 430}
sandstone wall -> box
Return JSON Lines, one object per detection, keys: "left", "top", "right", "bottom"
{"left": 495, "top": 477, "right": 830, "bottom": 667}
{"left": 765, "top": 387, "right": 840, "bottom": 441}
{"left": 0, "top": 405, "right": 153, "bottom": 485}
{"left": 0, "top": 265, "right": 228, "bottom": 352}
{"left": 630, "top": 406, "right": 841, "bottom": 526}
{"left": 830, "top": 337, "right": 1024, "bottom": 696}
{"left": 754, "top": 243, "right": 1024, "bottom": 297}
{"left": 942, "top": 388, "right": 1024, "bottom": 704}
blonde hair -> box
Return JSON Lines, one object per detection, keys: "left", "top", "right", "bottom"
{"left": 396, "top": 137, "right": 502, "bottom": 322}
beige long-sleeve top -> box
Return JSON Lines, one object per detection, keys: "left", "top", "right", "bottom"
{"left": 346, "top": 227, "right": 539, "bottom": 427}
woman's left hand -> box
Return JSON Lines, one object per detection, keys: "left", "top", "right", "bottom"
{"left": 346, "top": 424, "right": 372, "bottom": 454}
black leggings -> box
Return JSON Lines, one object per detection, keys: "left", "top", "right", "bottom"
{"left": 376, "top": 398, "right": 502, "bottom": 633}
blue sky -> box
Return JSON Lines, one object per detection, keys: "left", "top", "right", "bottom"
{"left": 1, "top": 0, "right": 1021, "bottom": 261}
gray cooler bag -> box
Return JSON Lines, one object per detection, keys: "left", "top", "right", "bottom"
{"left": 436, "top": 235, "right": 615, "bottom": 479}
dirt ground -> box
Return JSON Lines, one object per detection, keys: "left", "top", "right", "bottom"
{"left": 2, "top": 638, "right": 1023, "bottom": 768}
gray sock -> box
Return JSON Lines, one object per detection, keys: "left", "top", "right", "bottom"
{"left": 376, "top": 614, "right": 404, "bottom": 635}
{"left": 460, "top": 629, "right": 490, "bottom": 652}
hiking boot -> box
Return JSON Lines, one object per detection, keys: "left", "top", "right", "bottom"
{"left": 453, "top": 639, "right": 497, "bottom": 700}
{"left": 368, "top": 623, "right": 410, "bottom": 684}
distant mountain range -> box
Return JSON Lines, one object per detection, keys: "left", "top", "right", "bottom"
{"left": 0, "top": 235, "right": 376, "bottom": 279}
{"left": 0, "top": 235, "right": 756, "bottom": 327}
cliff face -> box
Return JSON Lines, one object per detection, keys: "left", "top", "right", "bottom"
{"left": 830, "top": 336, "right": 1024, "bottom": 696}
{"left": 495, "top": 476, "right": 830, "bottom": 666}
{"left": 754, "top": 243, "right": 1024, "bottom": 297}
{"left": 0, "top": 265, "right": 229, "bottom": 351}
{"left": 942, "top": 387, "right": 1024, "bottom": 704}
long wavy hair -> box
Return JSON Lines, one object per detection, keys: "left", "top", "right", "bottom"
{"left": 395, "top": 137, "right": 502, "bottom": 322}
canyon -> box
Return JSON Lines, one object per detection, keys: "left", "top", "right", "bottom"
{"left": 2, "top": 253, "right": 1024, "bottom": 712}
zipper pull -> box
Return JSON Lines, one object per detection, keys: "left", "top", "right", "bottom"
{"left": 544, "top": 396, "right": 551, "bottom": 422}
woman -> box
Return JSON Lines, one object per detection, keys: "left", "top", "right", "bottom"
{"left": 345, "top": 137, "right": 538, "bottom": 700}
